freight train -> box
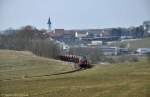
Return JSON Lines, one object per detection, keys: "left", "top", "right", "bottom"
{"left": 57, "top": 55, "right": 91, "bottom": 69}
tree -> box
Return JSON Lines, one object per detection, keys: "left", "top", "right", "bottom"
{"left": 119, "top": 43, "right": 127, "bottom": 48}
{"left": 147, "top": 53, "right": 150, "bottom": 64}
{"left": 0, "top": 25, "right": 60, "bottom": 59}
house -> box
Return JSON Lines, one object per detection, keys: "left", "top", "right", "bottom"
{"left": 99, "top": 46, "right": 130, "bottom": 56}
{"left": 55, "top": 41, "right": 70, "bottom": 52}
{"left": 75, "top": 32, "right": 88, "bottom": 39}
{"left": 99, "top": 46, "right": 119, "bottom": 55}
{"left": 136, "top": 48, "right": 150, "bottom": 55}
{"left": 143, "top": 21, "right": 150, "bottom": 33}
{"left": 48, "top": 29, "right": 64, "bottom": 39}
{"left": 91, "top": 41, "right": 103, "bottom": 45}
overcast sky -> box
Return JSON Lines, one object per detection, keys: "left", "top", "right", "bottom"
{"left": 0, "top": 0, "right": 150, "bottom": 30}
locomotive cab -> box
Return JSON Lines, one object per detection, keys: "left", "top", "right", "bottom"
{"left": 79, "top": 56, "right": 90, "bottom": 68}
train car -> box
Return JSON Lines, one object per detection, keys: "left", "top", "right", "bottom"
{"left": 57, "top": 54, "right": 91, "bottom": 69}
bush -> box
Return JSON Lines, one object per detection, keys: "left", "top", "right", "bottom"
{"left": 105, "top": 57, "right": 116, "bottom": 63}
{"left": 28, "top": 39, "right": 60, "bottom": 58}
{"left": 117, "top": 55, "right": 139, "bottom": 63}
{"left": 118, "top": 56, "right": 126, "bottom": 63}
{"left": 128, "top": 56, "right": 139, "bottom": 62}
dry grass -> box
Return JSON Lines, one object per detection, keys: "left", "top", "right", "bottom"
{"left": 0, "top": 50, "right": 150, "bottom": 97}
{"left": 0, "top": 50, "right": 73, "bottom": 80}
{"left": 110, "top": 37, "right": 150, "bottom": 49}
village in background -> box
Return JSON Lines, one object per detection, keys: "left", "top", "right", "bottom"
{"left": 46, "top": 18, "right": 150, "bottom": 56}
{"left": 0, "top": 18, "right": 150, "bottom": 64}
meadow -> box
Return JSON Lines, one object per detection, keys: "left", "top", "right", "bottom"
{"left": 0, "top": 50, "right": 150, "bottom": 97}
{"left": 111, "top": 37, "right": 150, "bottom": 49}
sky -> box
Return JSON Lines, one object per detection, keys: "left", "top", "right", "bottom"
{"left": 0, "top": 0, "right": 150, "bottom": 30}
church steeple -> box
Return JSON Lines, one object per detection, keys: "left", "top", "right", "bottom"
{"left": 47, "top": 17, "right": 52, "bottom": 32}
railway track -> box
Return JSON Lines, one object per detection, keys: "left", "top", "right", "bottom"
{"left": 0, "top": 68, "right": 83, "bottom": 81}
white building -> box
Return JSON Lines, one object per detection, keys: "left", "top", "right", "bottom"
{"left": 143, "top": 21, "right": 150, "bottom": 34}
{"left": 75, "top": 32, "right": 88, "bottom": 39}
{"left": 100, "top": 46, "right": 130, "bottom": 55}
{"left": 55, "top": 41, "right": 70, "bottom": 52}
{"left": 91, "top": 41, "right": 103, "bottom": 45}
{"left": 100, "top": 46, "right": 119, "bottom": 55}
{"left": 136, "top": 48, "right": 150, "bottom": 55}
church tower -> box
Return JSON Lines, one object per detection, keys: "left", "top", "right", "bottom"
{"left": 47, "top": 17, "right": 52, "bottom": 32}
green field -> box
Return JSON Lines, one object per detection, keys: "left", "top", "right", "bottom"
{"left": 111, "top": 37, "right": 150, "bottom": 49}
{"left": 0, "top": 50, "right": 150, "bottom": 97}
{"left": 127, "top": 37, "right": 150, "bottom": 49}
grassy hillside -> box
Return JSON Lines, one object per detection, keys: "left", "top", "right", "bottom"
{"left": 0, "top": 50, "right": 150, "bottom": 97}
{"left": 0, "top": 50, "right": 73, "bottom": 80}
{"left": 127, "top": 37, "right": 150, "bottom": 49}
{"left": 110, "top": 37, "right": 150, "bottom": 49}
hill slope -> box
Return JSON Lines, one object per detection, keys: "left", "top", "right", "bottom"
{"left": 0, "top": 50, "right": 150, "bottom": 97}
{"left": 127, "top": 37, "right": 150, "bottom": 49}
{"left": 111, "top": 37, "right": 150, "bottom": 49}
{"left": 0, "top": 50, "right": 73, "bottom": 80}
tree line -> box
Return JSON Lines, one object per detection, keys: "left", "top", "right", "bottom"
{"left": 0, "top": 26, "right": 60, "bottom": 58}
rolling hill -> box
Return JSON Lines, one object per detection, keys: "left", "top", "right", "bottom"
{"left": 0, "top": 50, "right": 73, "bottom": 80}
{"left": 0, "top": 50, "right": 150, "bottom": 97}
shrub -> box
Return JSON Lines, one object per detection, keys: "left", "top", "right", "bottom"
{"left": 116, "top": 55, "right": 139, "bottom": 63}
{"left": 128, "top": 56, "right": 139, "bottom": 62}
